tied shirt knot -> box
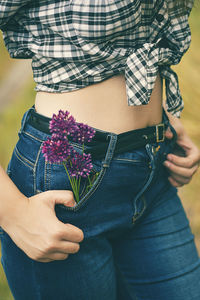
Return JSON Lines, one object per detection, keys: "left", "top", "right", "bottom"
{"left": 125, "top": 38, "right": 183, "bottom": 117}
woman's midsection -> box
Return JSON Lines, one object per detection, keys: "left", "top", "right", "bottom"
{"left": 34, "top": 73, "right": 163, "bottom": 134}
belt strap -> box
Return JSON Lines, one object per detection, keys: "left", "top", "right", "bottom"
{"left": 28, "top": 109, "right": 167, "bottom": 160}
{"left": 84, "top": 124, "right": 167, "bottom": 159}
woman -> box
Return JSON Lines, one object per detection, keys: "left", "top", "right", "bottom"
{"left": 0, "top": 0, "right": 200, "bottom": 299}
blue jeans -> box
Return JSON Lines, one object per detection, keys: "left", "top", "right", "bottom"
{"left": 0, "top": 106, "right": 200, "bottom": 300}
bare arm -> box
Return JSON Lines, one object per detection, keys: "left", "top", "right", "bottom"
{"left": 0, "top": 164, "right": 28, "bottom": 226}
{"left": 0, "top": 164, "right": 84, "bottom": 262}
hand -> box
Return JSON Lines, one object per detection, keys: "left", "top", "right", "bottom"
{"left": 163, "top": 114, "right": 200, "bottom": 187}
{"left": 3, "top": 190, "right": 84, "bottom": 263}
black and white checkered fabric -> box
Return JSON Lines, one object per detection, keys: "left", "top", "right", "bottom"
{"left": 0, "top": 0, "right": 194, "bottom": 117}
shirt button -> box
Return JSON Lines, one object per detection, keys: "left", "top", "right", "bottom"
{"left": 156, "top": 14, "right": 164, "bottom": 22}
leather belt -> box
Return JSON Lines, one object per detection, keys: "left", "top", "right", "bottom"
{"left": 28, "top": 109, "right": 168, "bottom": 160}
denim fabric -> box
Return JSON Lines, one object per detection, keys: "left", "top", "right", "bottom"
{"left": 0, "top": 106, "right": 200, "bottom": 300}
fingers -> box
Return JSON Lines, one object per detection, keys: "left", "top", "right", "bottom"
{"left": 163, "top": 160, "right": 198, "bottom": 178}
{"left": 33, "top": 238, "right": 81, "bottom": 263}
{"left": 167, "top": 151, "right": 200, "bottom": 169}
{"left": 165, "top": 127, "right": 173, "bottom": 139}
{"left": 44, "top": 240, "right": 80, "bottom": 262}
{"left": 36, "top": 253, "right": 69, "bottom": 263}
{"left": 44, "top": 190, "right": 77, "bottom": 208}
{"left": 47, "top": 253, "right": 69, "bottom": 261}
{"left": 50, "top": 241, "right": 80, "bottom": 257}
{"left": 168, "top": 177, "right": 184, "bottom": 188}
{"left": 168, "top": 173, "right": 191, "bottom": 186}
{"left": 58, "top": 222, "right": 84, "bottom": 243}
{"left": 163, "top": 148, "right": 200, "bottom": 187}
{"left": 54, "top": 190, "right": 77, "bottom": 207}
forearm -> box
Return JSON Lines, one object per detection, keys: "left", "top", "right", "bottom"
{"left": 0, "top": 164, "right": 28, "bottom": 229}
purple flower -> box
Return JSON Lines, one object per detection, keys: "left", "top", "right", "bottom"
{"left": 49, "top": 110, "right": 79, "bottom": 136}
{"left": 72, "top": 123, "right": 96, "bottom": 144}
{"left": 42, "top": 133, "right": 72, "bottom": 164}
{"left": 49, "top": 110, "right": 96, "bottom": 145}
{"left": 41, "top": 109, "right": 98, "bottom": 203}
{"left": 66, "top": 150, "right": 93, "bottom": 179}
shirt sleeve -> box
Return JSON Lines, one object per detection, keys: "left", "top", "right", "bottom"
{"left": 167, "top": 0, "right": 194, "bottom": 18}
{"left": 0, "top": 0, "right": 30, "bottom": 29}
{"left": 186, "top": 0, "right": 195, "bottom": 16}
{"left": 159, "top": 0, "right": 194, "bottom": 118}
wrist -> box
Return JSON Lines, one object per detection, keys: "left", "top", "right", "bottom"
{"left": 164, "top": 109, "right": 179, "bottom": 123}
{"left": 164, "top": 108, "right": 185, "bottom": 135}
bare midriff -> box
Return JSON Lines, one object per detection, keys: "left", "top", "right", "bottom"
{"left": 34, "top": 73, "right": 163, "bottom": 134}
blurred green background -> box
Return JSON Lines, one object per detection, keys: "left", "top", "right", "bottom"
{"left": 0, "top": 8, "right": 200, "bottom": 300}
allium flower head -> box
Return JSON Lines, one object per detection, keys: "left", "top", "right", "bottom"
{"left": 66, "top": 150, "right": 93, "bottom": 179}
{"left": 42, "top": 133, "right": 72, "bottom": 164}
{"left": 49, "top": 110, "right": 79, "bottom": 136}
{"left": 72, "top": 123, "right": 96, "bottom": 144}
{"left": 42, "top": 109, "right": 98, "bottom": 203}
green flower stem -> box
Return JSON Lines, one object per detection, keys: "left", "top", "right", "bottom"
{"left": 62, "top": 143, "right": 93, "bottom": 203}
{"left": 63, "top": 163, "right": 73, "bottom": 187}
{"left": 76, "top": 178, "right": 80, "bottom": 202}
{"left": 88, "top": 174, "right": 92, "bottom": 186}
{"left": 72, "top": 176, "right": 80, "bottom": 203}
{"left": 68, "top": 160, "right": 80, "bottom": 202}
{"left": 85, "top": 172, "right": 98, "bottom": 193}
{"left": 78, "top": 176, "right": 81, "bottom": 193}
{"left": 63, "top": 163, "right": 80, "bottom": 203}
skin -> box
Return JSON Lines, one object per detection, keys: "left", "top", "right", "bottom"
{"left": 34, "top": 73, "right": 163, "bottom": 133}
{"left": 164, "top": 112, "right": 200, "bottom": 187}
{"left": 0, "top": 172, "right": 84, "bottom": 263}
{"left": 35, "top": 73, "right": 200, "bottom": 188}
{"left": 0, "top": 73, "right": 199, "bottom": 263}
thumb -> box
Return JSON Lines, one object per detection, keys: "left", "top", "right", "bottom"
{"left": 165, "top": 127, "right": 173, "bottom": 140}
{"left": 45, "top": 190, "right": 76, "bottom": 207}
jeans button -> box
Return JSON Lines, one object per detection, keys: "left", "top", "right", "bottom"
{"left": 156, "top": 14, "right": 164, "bottom": 22}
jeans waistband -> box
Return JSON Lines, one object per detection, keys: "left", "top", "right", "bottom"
{"left": 22, "top": 105, "right": 171, "bottom": 160}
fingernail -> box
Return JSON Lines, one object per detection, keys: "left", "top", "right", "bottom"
{"left": 163, "top": 161, "right": 170, "bottom": 167}
{"left": 67, "top": 200, "right": 75, "bottom": 207}
{"left": 165, "top": 130, "right": 173, "bottom": 137}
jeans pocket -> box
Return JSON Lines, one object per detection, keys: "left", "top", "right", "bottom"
{"left": 39, "top": 141, "right": 107, "bottom": 211}
{"left": 5, "top": 131, "right": 41, "bottom": 197}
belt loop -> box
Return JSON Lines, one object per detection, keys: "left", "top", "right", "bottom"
{"left": 102, "top": 133, "right": 118, "bottom": 168}
{"left": 145, "top": 143, "right": 156, "bottom": 170}
{"left": 18, "top": 105, "right": 35, "bottom": 135}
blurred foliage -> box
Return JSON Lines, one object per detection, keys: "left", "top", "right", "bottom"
{"left": 173, "top": 8, "right": 200, "bottom": 252}
{"left": 0, "top": 80, "right": 36, "bottom": 169}
{"left": 0, "top": 34, "right": 14, "bottom": 81}
{"left": 0, "top": 79, "right": 35, "bottom": 300}
{"left": 0, "top": 8, "right": 200, "bottom": 300}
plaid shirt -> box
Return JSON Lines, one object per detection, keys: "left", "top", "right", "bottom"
{"left": 0, "top": 0, "right": 194, "bottom": 117}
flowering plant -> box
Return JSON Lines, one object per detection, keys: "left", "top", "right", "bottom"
{"left": 41, "top": 110, "right": 99, "bottom": 204}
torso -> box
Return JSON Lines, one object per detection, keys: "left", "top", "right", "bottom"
{"left": 34, "top": 73, "right": 163, "bottom": 134}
